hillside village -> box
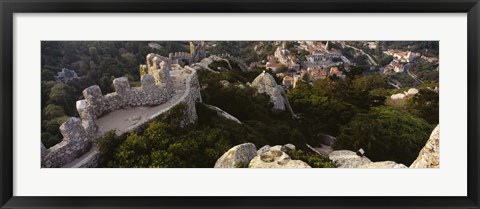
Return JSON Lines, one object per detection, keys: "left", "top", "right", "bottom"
{"left": 41, "top": 41, "right": 439, "bottom": 168}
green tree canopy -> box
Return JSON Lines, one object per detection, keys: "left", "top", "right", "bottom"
{"left": 333, "top": 106, "right": 434, "bottom": 165}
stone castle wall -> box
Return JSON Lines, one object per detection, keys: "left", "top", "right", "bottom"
{"left": 214, "top": 53, "right": 251, "bottom": 72}
{"left": 176, "top": 66, "right": 202, "bottom": 124}
{"left": 82, "top": 76, "right": 172, "bottom": 119}
{"left": 69, "top": 68, "right": 201, "bottom": 168}
{"left": 41, "top": 118, "right": 92, "bottom": 168}
{"left": 42, "top": 54, "right": 202, "bottom": 168}
{"left": 169, "top": 52, "right": 192, "bottom": 62}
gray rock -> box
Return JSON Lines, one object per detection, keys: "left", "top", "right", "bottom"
{"left": 406, "top": 88, "right": 419, "bottom": 96}
{"left": 359, "top": 161, "right": 407, "bottom": 168}
{"left": 257, "top": 145, "right": 271, "bottom": 155}
{"left": 214, "top": 143, "right": 257, "bottom": 168}
{"left": 270, "top": 145, "right": 286, "bottom": 152}
{"left": 328, "top": 150, "right": 372, "bottom": 168}
{"left": 251, "top": 72, "right": 287, "bottom": 113}
{"left": 410, "top": 125, "right": 440, "bottom": 168}
{"left": 205, "top": 104, "right": 241, "bottom": 124}
{"left": 249, "top": 150, "right": 311, "bottom": 168}
{"left": 284, "top": 143, "right": 296, "bottom": 151}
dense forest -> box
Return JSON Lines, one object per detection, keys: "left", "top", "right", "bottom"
{"left": 41, "top": 41, "right": 439, "bottom": 167}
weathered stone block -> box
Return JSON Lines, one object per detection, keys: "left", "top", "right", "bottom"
{"left": 113, "top": 77, "right": 130, "bottom": 95}
{"left": 141, "top": 74, "right": 156, "bottom": 92}
{"left": 76, "top": 100, "right": 97, "bottom": 135}
{"left": 60, "top": 117, "right": 87, "bottom": 141}
{"left": 83, "top": 85, "right": 103, "bottom": 105}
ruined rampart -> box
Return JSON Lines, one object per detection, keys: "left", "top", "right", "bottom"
{"left": 41, "top": 54, "right": 202, "bottom": 168}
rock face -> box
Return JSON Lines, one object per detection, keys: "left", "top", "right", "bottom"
{"left": 284, "top": 143, "right": 296, "bottom": 151}
{"left": 205, "top": 104, "right": 241, "bottom": 124}
{"left": 214, "top": 143, "right": 258, "bottom": 168}
{"left": 410, "top": 125, "right": 440, "bottom": 168}
{"left": 328, "top": 150, "right": 372, "bottom": 168}
{"left": 390, "top": 88, "right": 419, "bottom": 100}
{"left": 391, "top": 93, "right": 406, "bottom": 100}
{"left": 251, "top": 72, "right": 288, "bottom": 113}
{"left": 359, "top": 161, "right": 407, "bottom": 168}
{"left": 256, "top": 144, "right": 292, "bottom": 155}
{"left": 216, "top": 143, "right": 310, "bottom": 168}
{"left": 257, "top": 145, "right": 271, "bottom": 155}
{"left": 249, "top": 150, "right": 311, "bottom": 168}
{"left": 406, "top": 88, "right": 419, "bottom": 96}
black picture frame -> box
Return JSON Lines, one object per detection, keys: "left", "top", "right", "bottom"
{"left": 1, "top": 0, "right": 479, "bottom": 208}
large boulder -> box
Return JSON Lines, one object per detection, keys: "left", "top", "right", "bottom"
{"left": 270, "top": 145, "right": 286, "bottom": 152}
{"left": 390, "top": 93, "right": 406, "bottom": 100}
{"left": 406, "top": 88, "right": 419, "bottom": 96}
{"left": 214, "top": 143, "right": 257, "bottom": 168}
{"left": 257, "top": 145, "right": 271, "bottom": 155}
{"left": 251, "top": 72, "right": 287, "bottom": 112}
{"left": 284, "top": 143, "right": 296, "bottom": 151}
{"left": 249, "top": 150, "right": 311, "bottom": 168}
{"left": 328, "top": 150, "right": 372, "bottom": 168}
{"left": 410, "top": 125, "right": 440, "bottom": 168}
{"left": 359, "top": 161, "right": 407, "bottom": 168}
{"left": 257, "top": 145, "right": 288, "bottom": 155}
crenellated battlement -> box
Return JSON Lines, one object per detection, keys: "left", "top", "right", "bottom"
{"left": 169, "top": 51, "right": 192, "bottom": 62}
{"left": 212, "top": 53, "right": 251, "bottom": 72}
{"left": 81, "top": 74, "right": 172, "bottom": 120}
{"left": 42, "top": 53, "right": 202, "bottom": 168}
{"left": 42, "top": 117, "right": 92, "bottom": 168}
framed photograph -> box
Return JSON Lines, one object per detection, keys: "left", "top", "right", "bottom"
{"left": 1, "top": 0, "right": 479, "bottom": 208}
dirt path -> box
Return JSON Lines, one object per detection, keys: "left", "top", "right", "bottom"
{"left": 95, "top": 88, "right": 185, "bottom": 135}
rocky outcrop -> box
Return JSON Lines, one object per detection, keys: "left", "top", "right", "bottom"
{"left": 199, "top": 55, "right": 232, "bottom": 70}
{"left": 249, "top": 150, "right": 311, "bottom": 168}
{"left": 205, "top": 104, "right": 241, "bottom": 124}
{"left": 390, "top": 93, "right": 406, "bottom": 100}
{"left": 251, "top": 71, "right": 288, "bottom": 113}
{"left": 216, "top": 143, "right": 310, "bottom": 168}
{"left": 257, "top": 144, "right": 294, "bottom": 156}
{"left": 214, "top": 143, "right": 258, "bottom": 168}
{"left": 406, "top": 88, "right": 419, "bottom": 96}
{"left": 328, "top": 150, "right": 372, "bottom": 168}
{"left": 359, "top": 161, "right": 407, "bottom": 168}
{"left": 284, "top": 143, "right": 296, "bottom": 151}
{"left": 410, "top": 125, "right": 440, "bottom": 168}
{"left": 390, "top": 88, "right": 419, "bottom": 100}
{"left": 257, "top": 145, "right": 271, "bottom": 155}
{"left": 329, "top": 150, "right": 408, "bottom": 168}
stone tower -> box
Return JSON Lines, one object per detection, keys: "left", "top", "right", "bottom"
{"left": 145, "top": 54, "right": 174, "bottom": 96}
{"left": 189, "top": 41, "right": 206, "bottom": 63}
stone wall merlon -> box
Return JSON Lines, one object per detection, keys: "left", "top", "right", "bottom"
{"left": 42, "top": 117, "right": 93, "bottom": 168}
{"left": 79, "top": 74, "right": 173, "bottom": 119}
{"left": 60, "top": 117, "right": 87, "bottom": 141}
{"left": 113, "top": 77, "right": 130, "bottom": 95}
